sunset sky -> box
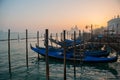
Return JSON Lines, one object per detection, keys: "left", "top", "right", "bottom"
{"left": 0, "top": 0, "right": 120, "bottom": 33}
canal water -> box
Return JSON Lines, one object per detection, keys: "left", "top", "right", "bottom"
{"left": 0, "top": 32, "right": 120, "bottom": 80}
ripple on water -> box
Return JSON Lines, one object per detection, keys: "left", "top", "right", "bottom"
{"left": 0, "top": 40, "right": 120, "bottom": 80}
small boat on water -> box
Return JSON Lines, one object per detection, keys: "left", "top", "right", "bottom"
{"left": 31, "top": 45, "right": 118, "bottom": 63}
{"left": 36, "top": 45, "right": 110, "bottom": 57}
{"left": 49, "top": 39, "right": 81, "bottom": 47}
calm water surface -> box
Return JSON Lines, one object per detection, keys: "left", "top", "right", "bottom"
{"left": 0, "top": 34, "right": 120, "bottom": 80}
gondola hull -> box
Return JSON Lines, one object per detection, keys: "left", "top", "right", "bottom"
{"left": 31, "top": 46, "right": 117, "bottom": 63}
{"left": 36, "top": 45, "right": 110, "bottom": 57}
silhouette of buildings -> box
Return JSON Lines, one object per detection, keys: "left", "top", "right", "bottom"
{"left": 107, "top": 15, "right": 120, "bottom": 34}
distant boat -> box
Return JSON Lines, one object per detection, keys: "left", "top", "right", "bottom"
{"left": 49, "top": 38, "right": 82, "bottom": 47}
{"left": 31, "top": 45, "right": 117, "bottom": 63}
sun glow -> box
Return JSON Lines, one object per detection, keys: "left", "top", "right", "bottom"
{"left": 0, "top": 0, "right": 119, "bottom": 33}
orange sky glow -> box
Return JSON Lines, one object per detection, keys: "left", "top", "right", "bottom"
{"left": 0, "top": 0, "right": 120, "bottom": 33}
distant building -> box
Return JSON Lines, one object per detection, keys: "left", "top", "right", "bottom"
{"left": 69, "top": 25, "right": 79, "bottom": 33}
{"left": 107, "top": 15, "right": 120, "bottom": 34}
{"left": 93, "top": 26, "right": 105, "bottom": 35}
{"left": 83, "top": 31, "right": 91, "bottom": 41}
{"left": 69, "top": 25, "right": 80, "bottom": 39}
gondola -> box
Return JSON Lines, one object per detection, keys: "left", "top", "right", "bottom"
{"left": 31, "top": 45, "right": 117, "bottom": 63}
{"left": 49, "top": 38, "right": 81, "bottom": 47}
{"left": 36, "top": 45, "right": 110, "bottom": 57}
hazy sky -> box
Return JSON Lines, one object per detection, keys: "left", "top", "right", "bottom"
{"left": 0, "top": 0, "right": 120, "bottom": 33}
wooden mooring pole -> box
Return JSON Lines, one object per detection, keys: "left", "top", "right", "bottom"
{"left": 37, "top": 31, "right": 40, "bottom": 60}
{"left": 61, "top": 32, "right": 63, "bottom": 41}
{"left": 8, "top": 29, "right": 11, "bottom": 74}
{"left": 71, "top": 33, "right": 73, "bottom": 40}
{"left": 45, "top": 29, "right": 49, "bottom": 80}
{"left": 56, "top": 33, "right": 58, "bottom": 47}
{"left": 18, "top": 32, "right": 20, "bottom": 42}
{"left": 67, "top": 31, "right": 68, "bottom": 39}
{"left": 79, "top": 30, "right": 81, "bottom": 39}
{"left": 91, "top": 24, "right": 93, "bottom": 39}
{"left": 63, "top": 30, "right": 66, "bottom": 80}
{"left": 73, "top": 31, "right": 76, "bottom": 79}
{"left": 82, "top": 30, "right": 84, "bottom": 43}
{"left": 50, "top": 33, "right": 53, "bottom": 46}
{"left": 26, "top": 29, "right": 28, "bottom": 68}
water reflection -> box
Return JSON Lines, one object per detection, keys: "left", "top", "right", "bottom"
{"left": 33, "top": 57, "right": 119, "bottom": 79}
